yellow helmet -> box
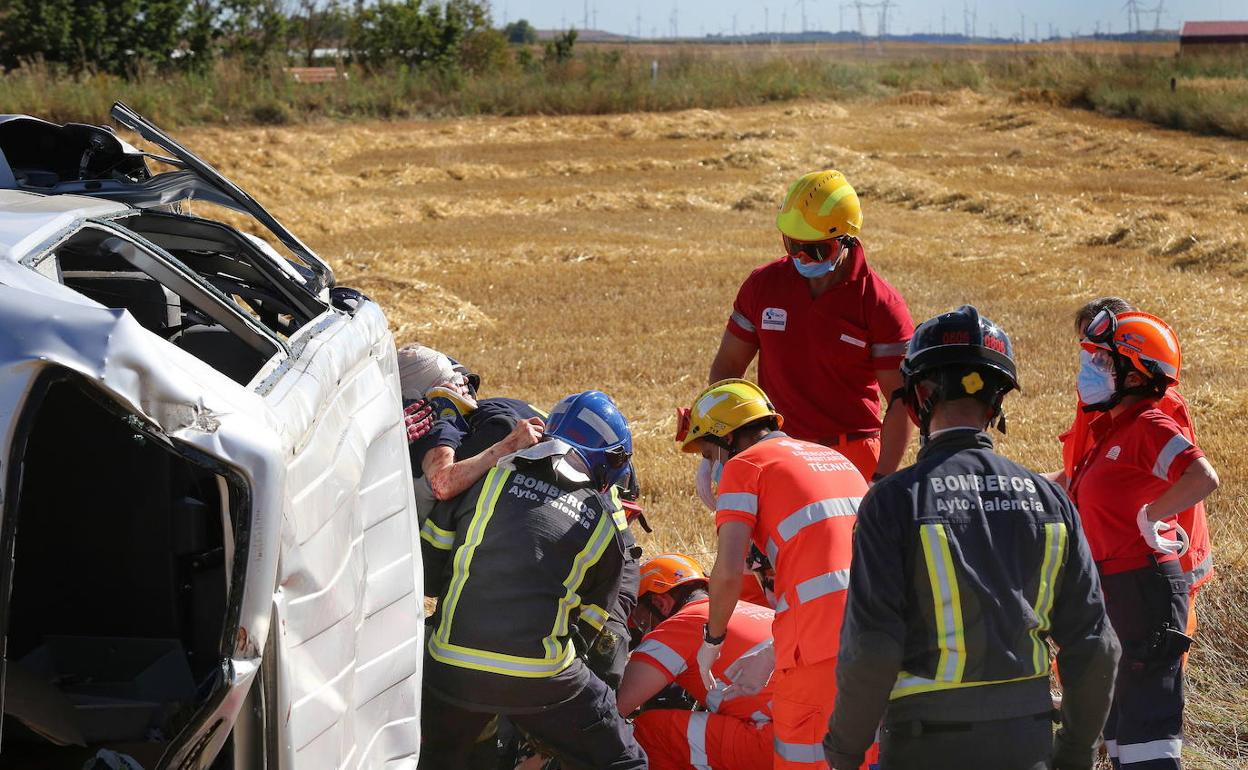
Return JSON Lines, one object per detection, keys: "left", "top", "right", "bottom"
{"left": 674, "top": 379, "right": 783, "bottom": 453}
{"left": 776, "top": 170, "right": 862, "bottom": 242}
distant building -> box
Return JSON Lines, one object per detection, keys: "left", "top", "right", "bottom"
{"left": 1180, "top": 21, "right": 1248, "bottom": 55}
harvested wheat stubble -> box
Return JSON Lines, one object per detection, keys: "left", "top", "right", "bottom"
{"left": 173, "top": 95, "right": 1246, "bottom": 767}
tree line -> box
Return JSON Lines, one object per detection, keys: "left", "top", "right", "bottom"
{"left": 0, "top": 0, "right": 568, "bottom": 76}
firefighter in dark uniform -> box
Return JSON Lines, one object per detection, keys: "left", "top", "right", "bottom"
{"left": 587, "top": 467, "right": 647, "bottom": 690}
{"left": 418, "top": 390, "right": 647, "bottom": 770}
{"left": 824, "top": 305, "right": 1122, "bottom": 770}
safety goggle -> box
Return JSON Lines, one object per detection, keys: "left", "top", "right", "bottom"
{"left": 1082, "top": 308, "right": 1118, "bottom": 346}
{"left": 782, "top": 234, "right": 845, "bottom": 263}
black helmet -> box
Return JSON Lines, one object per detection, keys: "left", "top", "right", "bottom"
{"left": 900, "top": 305, "right": 1018, "bottom": 439}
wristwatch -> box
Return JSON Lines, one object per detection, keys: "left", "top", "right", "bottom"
{"left": 703, "top": 624, "right": 726, "bottom": 646}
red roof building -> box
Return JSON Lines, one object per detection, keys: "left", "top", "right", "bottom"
{"left": 1180, "top": 21, "right": 1248, "bottom": 53}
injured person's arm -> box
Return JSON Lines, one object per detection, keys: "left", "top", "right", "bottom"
{"left": 422, "top": 417, "right": 544, "bottom": 500}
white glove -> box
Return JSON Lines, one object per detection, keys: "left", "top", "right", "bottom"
{"left": 1137, "top": 504, "right": 1187, "bottom": 556}
{"left": 696, "top": 638, "right": 723, "bottom": 692}
{"left": 723, "top": 640, "right": 775, "bottom": 699}
{"left": 695, "top": 457, "right": 717, "bottom": 512}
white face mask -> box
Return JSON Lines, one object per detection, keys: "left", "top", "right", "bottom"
{"left": 1076, "top": 349, "right": 1118, "bottom": 407}
{"left": 695, "top": 451, "right": 730, "bottom": 512}
{"left": 695, "top": 457, "right": 717, "bottom": 512}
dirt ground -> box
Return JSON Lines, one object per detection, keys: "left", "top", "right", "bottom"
{"left": 181, "top": 92, "right": 1247, "bottom": 766}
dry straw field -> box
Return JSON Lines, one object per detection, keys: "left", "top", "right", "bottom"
{"left": 179, "top": 89, "right": 1246, "bottom": 765}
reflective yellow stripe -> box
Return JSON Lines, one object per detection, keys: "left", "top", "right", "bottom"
{"left": 435, "top": 468, "right": 510, "bottom": 648}
{"left": 419, "top": 519, "right": 455, "bottom": 551}
{"left": 920, "top": 523, "right": 965, "bottom": 684}
{"left": 580, "top": 603, "right": 609, "bottom": 631}
{"left": 427, "top": 636, "right": 576, "bottom": 678}
{"left": 548, "top": 512, "right": 616, "bottom": 657}
{"left": 891, "top": 671, "right": 1047, "bottom": 699}
{"left": 817, "top": 181, "right": 856, "bottom": 216}
{"left": 608, "top": 487, "right": 628, "bottom": 531}
{"left": 1030, "top": 522, "right": 1068, "bottom": 675}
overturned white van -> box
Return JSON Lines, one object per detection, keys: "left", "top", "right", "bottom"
{"left": 0, "top": 104, "right": 422, "bottom": 769}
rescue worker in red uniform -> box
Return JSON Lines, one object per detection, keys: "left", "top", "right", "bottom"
{"left": 1068, "top": 309, "right": 1220, "bottom": 770}
{"left": 617, "top": 554, "right": 776, "bottom": 770}
{"left": 676, "top": 379, "right": 866, "bottom": 769}
{"left": 1054, "top": 298, "right": 1213, "bottom": 645}
{"left": 707, "top": 169, "right": 913, "bottom": 482}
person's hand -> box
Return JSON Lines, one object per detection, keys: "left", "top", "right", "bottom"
{"left": 500, "top": 417, "right": 545, "bottom": 454}
{"left": 723, "top": 640, "right": 775, "bottom": 699}
{"left": 696, "top": 639, "right": 723, "bottom": 692}
{"left": 403, "top": 399, "right": 435, "bottom": 443}
{"left": 1136, "top": 504, "right": 1187, "bottom": 556}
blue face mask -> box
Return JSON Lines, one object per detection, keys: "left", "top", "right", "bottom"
{"left": 711, "top": 459, "right": 724, "bottom": 484}
{"left": 793, "top": 257, "right": 835, "bottom": 279}
{"left": 1076, "top": 349, "right": 1118, "bottom": 407}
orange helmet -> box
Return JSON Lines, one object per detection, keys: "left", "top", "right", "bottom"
{"left": 1082, "top": 310, "right": 1181, "bottom": 385}
{"left": 638, "top": 554, "right": 707, "bottom": 599}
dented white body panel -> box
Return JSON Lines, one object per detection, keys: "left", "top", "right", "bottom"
{"left": 0, "top": 190, "right": 422, "bottom": 768}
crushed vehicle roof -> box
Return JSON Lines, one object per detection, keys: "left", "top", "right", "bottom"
{"left": 0, "top": 189, "right": 129, "bottom": 263}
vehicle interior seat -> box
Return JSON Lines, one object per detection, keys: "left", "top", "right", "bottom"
{"left": 171, "top": 325, "right": 267, "bottom": 386}
{"left": 61, "top": 270, "right": 180, "bottom": 336}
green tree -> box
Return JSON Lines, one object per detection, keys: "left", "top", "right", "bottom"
{"left": 0, "top": 0, "right": 189, "bottom": 74}
{"left": 217, "top": 0, "right": 287, "bottom": 63}
{"left": 543, "top": 27, "right": 576, "bottom": 65}
{"left": 348, "top": 0, "right": 494, "bottom": 72}
{"left": 180, "top": 0, "right": 221, "bottom": 70}
{"left": 289, "top": 0, "right": 347, "bottom": 66}
{"left": 503, "top": 18, "right": 536, "bottom": 44}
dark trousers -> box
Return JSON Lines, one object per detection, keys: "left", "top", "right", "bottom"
{"left": 418, "top": 674, "right": 648, "bottom": 770}
{"left": 1101, "top": 562, "right": 1190, "bottom": 770}
{"left": 880, "top": 712, "right": 1053, "bottom": 770}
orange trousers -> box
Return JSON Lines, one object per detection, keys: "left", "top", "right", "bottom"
{"left": 773, "top": 658, "right": 879, "bottom": 770}
{"left": 826, "top": 436, "right": 880, "bottom": 481}
{"left": 633, "top": 709, "right": 771, "bottom": 770}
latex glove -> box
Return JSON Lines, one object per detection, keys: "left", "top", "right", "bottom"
{"left": 723, "top": 640, "right": 775, "bottom": 699}
{"left": 695, "top": 457, "right": 717, "bottom": 512}
{"left": 1136, "top": 504, "right": 1185, "bottom": 556}
{"left": 696, "top": 639, "right": 723, "bottom": 692}
{"left": 403, "top": 399, "right": 435, "bottom": 443}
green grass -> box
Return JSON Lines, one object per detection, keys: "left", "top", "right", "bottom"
{"left": 3, "top": 51, "right": 1248, "bottom": 141}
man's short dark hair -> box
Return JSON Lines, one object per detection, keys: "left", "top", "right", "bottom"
{"left": 667, "top": 581, "right": 709, "bottom": 612}
{"left": 1074, "top": 297, "right": 1133, "bottom": 328}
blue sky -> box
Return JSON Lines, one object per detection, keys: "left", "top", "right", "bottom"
{"left": 488, "top": 1, "right": 1239, "bottom": 40}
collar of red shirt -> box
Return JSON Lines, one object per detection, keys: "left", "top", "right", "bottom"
{"left": 1089, "top": 397, "right": 1161, "bottom": 443}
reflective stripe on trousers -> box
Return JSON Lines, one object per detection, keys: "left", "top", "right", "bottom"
{"left": 686, "top": 712, "right": 711, "bottom": 770}
{"left": 632, "top": 708, "right": 773, "bottom": 770}
{"left": 774, "top": 737, "right": 824, "bottom": 764}
{"left": 772, "top": 658, "right": 838, "bottom": 769}
{"left": 1118, "top": 738, "right": 1182, "bottom": 765}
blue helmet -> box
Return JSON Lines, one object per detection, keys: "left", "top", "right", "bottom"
{"left": 546, "top": 390, "right": 633, "bottom": 491}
